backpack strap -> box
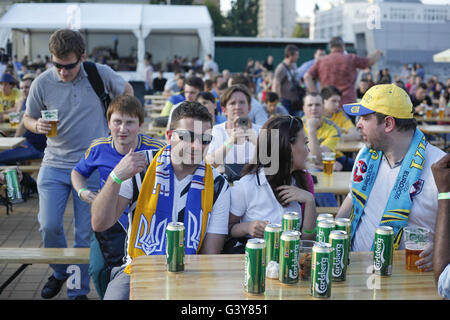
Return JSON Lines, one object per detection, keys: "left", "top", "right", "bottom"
{"left": 83, "top": 61, "right": 111, "bottom": 116}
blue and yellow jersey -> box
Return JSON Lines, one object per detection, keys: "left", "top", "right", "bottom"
{"left": 75, "top": 133, "right": 166, "bottom": 187}
{"left": 329, "top": 110, "right": 355, "bottom": 134}
{"left": 302, "top": 116, "right": 341, "bottom": 154}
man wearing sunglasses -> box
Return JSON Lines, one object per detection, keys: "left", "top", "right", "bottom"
{"left": 22, "top": 29, "right": 133, "bottom": 300}
{"left": 91, "top": 101, "right": 230, "bottom": 299}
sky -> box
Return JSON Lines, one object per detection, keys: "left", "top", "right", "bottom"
{"left": 221, "top": 0, "right": 450, "bottom": 18}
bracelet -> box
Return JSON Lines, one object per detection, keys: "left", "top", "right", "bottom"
{"left": 109, "top": 171, "right": 123, "bottom": 185}
{"left": 77, "top": 188, "right": 88, "bottom": 199}
{"left": 438, "top": 192, "right": 450, "bottom": 200}
{"left": 223, "top": 141, "right": 233, "bottom": 149}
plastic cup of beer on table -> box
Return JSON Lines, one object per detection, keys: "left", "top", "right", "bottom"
{"left": 299, "top": 240, "right": 315, "bottom": 281}
{"left": 41, "top": 110, "right": 58, "bottom": 138}
{"left": 8, "top": 112, "right": 20, "bottom": 128}
{"left": 403, "top": 227, "right": 430, "bottom": 272}
{"left": 425, "top": 106, "right": 433, "bottom": 119}
{"left": 322, "top": 152, "right": 336, "bottom": 176}
{"left": 438, "top": 107, "right": 445, "bottom": 120}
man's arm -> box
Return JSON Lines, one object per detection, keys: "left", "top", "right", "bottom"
{"left": 23, "top": 112, "right": 51, "bottom": 135}
{"left": 304, "top": 72, "right": 318, "bottom": 93}
{"left": 71, "top": 169, "right": 97, "bottom": 204}
{"left": 124, "top": 82, "right": 134, "bottom": 96}
{"left": 336, "top": 194, "right": 352, "bottom": 219}
{"left": 199, "top": 233, "right": 225, "bottom": 254}
{"left": 367, "top": 50, "right": 382, "bottom": 67}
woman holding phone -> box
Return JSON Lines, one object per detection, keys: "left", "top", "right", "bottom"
{"left": 206, "top": 85, "right": 261, "bottom": 180}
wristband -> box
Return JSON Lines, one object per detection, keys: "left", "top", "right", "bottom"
{"left": 438, "top": 192, "right": 450, "bottom": 200}
{"left": 110, "top": 171, "right": 123, "bottom": 185}
{"left": 223, "top": 141, "right": 233, "bottom": 149}
{"left": 77, "top": 188, "right": 88, "bottom": 199}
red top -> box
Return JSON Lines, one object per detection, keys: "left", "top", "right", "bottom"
{"left": 308, "top": 50, "right": 369, "bottom": 105}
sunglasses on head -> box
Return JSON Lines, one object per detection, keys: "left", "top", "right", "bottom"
{"left": 287, "top": 115, "right": 302, "bottom": 142}
{"left": 52, "top": 57, "right": 80, "bottom": 70}
{"left": 172, "top": 130, "right": 213, "bottom": 145}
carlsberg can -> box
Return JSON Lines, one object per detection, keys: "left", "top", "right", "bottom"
{"left": 335, "top": 218, "right": 351, "bottom": 265}
{"left": 3, "top": 169, "right": 23, "bottom": 204}
{"left": 316, "top": 213, "right": 334, "bottom": 224}
{"left": 282, "top": 212, "right": 300, "bottom": 232}
{"left": 373, "top": 226, "right": 394, "bottom": 276}
{"left": 245, "top": 238, "right": 266, "bottom": 294}
{"left": 316, "top": 219, "right": 335, "bottom": 243}
{"left": 264, "top": 224, "right": 282, "bottom": 263}
{"left": 165, "top": 222, "right": 185, "bottom": 272}
{"left": 310, "top": 242, "right": 332, "bottom": 298}
{"left": 329, "top": 230, "right": 349, "bottom": 282}
{"left": 279, "top": 231, "right": 301, "bottom": 284}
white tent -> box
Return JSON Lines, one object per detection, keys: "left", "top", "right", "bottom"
{"left": 0, "top": 3, "right": 214, "bottom": 79}
{"left": 433, "top": 48, "right": 450, "bottom": 63}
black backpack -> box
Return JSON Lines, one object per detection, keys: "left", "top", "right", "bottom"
{"left": 83, "top": 61, "right": 112, "bottom": 117}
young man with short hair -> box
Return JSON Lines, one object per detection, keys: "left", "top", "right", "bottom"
{"left": 71, "top": 95, "right": 165, "bottom": 299}
{"left": 160, "top": 76, "right": 204, "bottom": 117}
{"left": 91, "top": 101, "right": 230, "bottom": 300}
{"left": 23, "top": 28, "right": 133, "bottom": 300}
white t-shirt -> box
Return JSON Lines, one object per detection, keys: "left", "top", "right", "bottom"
{"left": 351, "top": 144, "right": 445, "bottom": 251}
{"left": 207, "top": 121, "right": 261, "bottom": 165}
{"left": 231, "top": 169, "right": 302, "bottom": 226}
{"left": 119, "top": 164, "right": 230, "bottom": 264}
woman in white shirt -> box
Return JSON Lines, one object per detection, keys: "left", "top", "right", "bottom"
{"left": 228, "top": 116, "right": 318, "bottom": 251}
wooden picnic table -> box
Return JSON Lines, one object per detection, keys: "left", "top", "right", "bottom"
{"left": 313, "top": 171, "right": 350, "bottom": 195}
{"left": 335, "top": 141, "right": 364, "bottom": 153}
{"left": 129, "top": 250, "right": 440, "bottom": 300}
{"left": 416, "top": 116, "right": 450, "bottom": 123}
{"left": 0, "top": 122, "right": 17, "bottom": 134}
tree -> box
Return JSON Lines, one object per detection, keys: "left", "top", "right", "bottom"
{"left": 292, "top": 24, "right": 308, "bottom": 38}
{"left": 223, "top": 0, "right": 258, "bottom": 37}
{"left": 202, "top": 0, "right": 226, "bottom": 36}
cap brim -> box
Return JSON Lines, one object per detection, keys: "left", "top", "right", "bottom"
{"left": 343, "top": 103, "right": 375, "bottom": 116}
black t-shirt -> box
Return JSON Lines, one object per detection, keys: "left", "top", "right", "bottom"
{"left": 153, "top": 78, "right": 167, "bottom": 92}
{"left": 410, "top": 94, "right": 432, "bottom": 108}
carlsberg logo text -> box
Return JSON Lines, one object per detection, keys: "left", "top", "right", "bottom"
{"left": 374, "top": 238, "right": 385, "bottom": 270}
{"left": 315, "top": 257, "right": 330, "bottom": 294}
{"left": 332, "top": 244, "right": 344, "bottom": 277}
{"left": 288, "top": 243, "right": 299, "bottom": 279}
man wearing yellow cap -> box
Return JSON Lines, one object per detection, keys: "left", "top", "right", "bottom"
{"left": 337, "top": 84, "right": 445, "bottom": 272}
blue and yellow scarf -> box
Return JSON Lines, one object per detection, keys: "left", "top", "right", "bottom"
{"left": 350, "top": 129, "right": 427, "bottom": 250}
{"left": 124, "top": 145, "right": 214, "bottom": 274}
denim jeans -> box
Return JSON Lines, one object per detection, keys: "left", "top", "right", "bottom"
{"left": 0, "top": 141, "right": 44, "bottom": 165}
{"left": 37, "top": 165, "right": 99, "bottom": 298}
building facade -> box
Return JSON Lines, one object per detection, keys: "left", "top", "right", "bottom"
{"left": 258, "top": 0, "right": 296, "bottom": 38}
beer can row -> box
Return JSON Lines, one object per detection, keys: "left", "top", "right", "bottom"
{"left": 3, "top": 169, "right": 23, "bottom": 204}
{"left": 373, "top": 226, "right": 394, "bottom": 276}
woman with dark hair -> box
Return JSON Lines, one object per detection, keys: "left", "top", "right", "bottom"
{"left": 227, "top": 116, "right": 318, "bottom": 252}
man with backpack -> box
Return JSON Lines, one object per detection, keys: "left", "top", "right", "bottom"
{"left": 23, "top": 28, "right": 133, "bottom": 300}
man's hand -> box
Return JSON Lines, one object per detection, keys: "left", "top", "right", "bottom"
{"left": 79, "top": 190, "right": 98, "bottom": 204}
{"left": 113, "top": 148, "right": 147, "bottom": 181}
{"left": 35, "top": 118, "right": 53, "bottom": 135}
{"left": 247, "top": 220, "right": 269, "bottom": 238}
{"left": 416, "top": 242, "right": 434, "bottom": 272}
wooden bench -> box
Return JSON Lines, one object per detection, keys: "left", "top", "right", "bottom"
{"left": 0, "top": 247, "right": 90, "bottom": 294}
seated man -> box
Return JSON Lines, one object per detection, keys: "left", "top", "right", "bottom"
{"left": 337, "top": 84, "right": 445, "bottom": 271}
{"left": 321, "top": 85, "right": 360, "bottom": 171}
{"left": 410, "top": 82, "right": 432, "bottom": 116}
{"left": 160, "top": 76, "right": 203, "bottom": 117}
{"left": 302, "top": 92, "right": 342, "bottom": 170}
{"left": 0, "top": 73, "right": 20, "bottom": 122}
{"left": 71, "top": 95, "right": 166, "bottom": 299}
{"left": 262, "top": 91, "right": 289, "bottom": 119}
{"left": 91, "top": 101, "right": 230, "bottom": 300}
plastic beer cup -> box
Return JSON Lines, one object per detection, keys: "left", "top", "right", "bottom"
{"left": 8, "top": 112, "right": 20, "bottom": 128}
{"left": 425, "top": 106, "right": 433, "bottom": 119}
{"left": 321, "top": 152, "right": 336, "bottom": 176}
{"left": 403, "top": 227, "right": 430, "bottom": 272}
{"left": 438, "top": 107, "right": 445, "bottom": 120}
{"left": 41, "top": 110, "right": 58, "bottom": 138}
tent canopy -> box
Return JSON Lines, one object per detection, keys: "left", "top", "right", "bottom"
{"left": 433, "top": 48, "right": 450, "bottom": 63}
{"left": 0, "top": 3, "right": 214, "bottom": 78}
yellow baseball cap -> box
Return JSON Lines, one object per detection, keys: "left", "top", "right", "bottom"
{"left": 343, "top": 84, "right": 414, "bottom": 119}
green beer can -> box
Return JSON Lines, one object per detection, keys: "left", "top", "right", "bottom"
{"left": 245, "top": 238, "right": 266, "bottom": 294}
{"left": 373, "top": 226, "right": 394, "bottom": 276}
{"left": 316, "top": 213, "right": 334, "bottom": 224}
{"left": 335, "top": 218, "right": 351, "bottom": 265}
{"left": 310, "top": 242, "right": 332, "bottom": 298}
{"left": 3, "top": 169, "right": 23, "bottom": 204}
{"left": 165, "top": 222, "right": 185, "bottom": 272}
{"left": 279, "top": 230, "right": 301, "bottom": 284}
{"left": 329, "top": 230, "right": 349, "bottom": 282}
{"left": 282, "top": 212, "right": 300, "bottom": 232}
{"left": 264, "top": 223, "right": 282, "bottom": 263}
{"left": 316, "top": 219, "right": 335, "bottom": 243}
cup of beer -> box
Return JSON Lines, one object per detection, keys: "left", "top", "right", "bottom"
{"left": 425, "top": 106, "right": 433, "bottom": 119}
{"left": 322, "top": 152, "right": 336, "bottom": 176}
{"left": 299, "top": 240, "right": 315, "bottom": 281}
{"left": 8, "top": 112, "right": 20, "bottom": 128}
{"left": 41, "top": 110, "right": 58, "bottom": 138}
{"left": 438, "top": 107, "right": 445, "bottom": 120}
{"left": 404, "top": 227, "right": 430, "bottom": 272}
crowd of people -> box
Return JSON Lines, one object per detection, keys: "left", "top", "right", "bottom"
{"left": 0, "top": 31, "right": 449, "bottom": 301}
